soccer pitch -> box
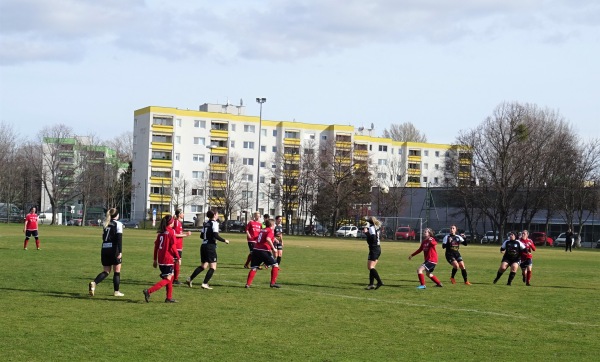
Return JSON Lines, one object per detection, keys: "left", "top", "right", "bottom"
{"left": 1, "top": 224, "right": 598, "bottom": 361}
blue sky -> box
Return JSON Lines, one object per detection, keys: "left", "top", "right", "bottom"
{"left": 1, "top": 0, "right": 598, "bottom": 144}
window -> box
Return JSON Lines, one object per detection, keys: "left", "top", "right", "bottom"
{"left": 423, "top": 177, "right": 428, "bottom": 183}
{"left": 260, "top": 161, "right": 266, "bottom": 168}
{"left": 398, "top": 149, "right": 402, "bottom": 155}
{"left": 423, "top": 163, "right": 428, "bottom": 170}
{"left": 424, "top": 150, "right": 429, "bottom": 156}
{"left": 272, "top": 146, "right": 277, "bottom": 152}
{"left": 176, "top": 119, "right": 181, "bottom": 127}
{"left": 435, "top": 151, "right": 440, "bottom": 157}
{"left": 174, "top": 170, "right": 180, "bottom": 178}
{"left": 194, "top": 137, "right": 205, "bottom": 145}
{"left": 272, "top": 163, "right": 276, "bottom": 169}
{"left": 261, "top": 129, "right": 267, "bottom": 137}
{"left": 243, "top": 158, "right": 254, "bottom": 166}
{"left": 321, "top": 135, "right": 327, "bottom": 140}
{"left": 261, "top": 145, "right": 266, "bottom": 152}
{"left": 285, "top": 131, "right": 299, "bottom": 139}
{"left": 378, "top": 159, "right": 387, "bottom": 165}
{"left": 192, "top": 171, "right": 204, "bottom": 179}
{"left": 152, "top": 134, "right": 172, "bottom": 143}
{"left": 259, "top": 176, "right": 265, "bottom": 183}
{"left": 242, "top": 174, "right": 253, "bottom": 182}
{"left": 378, "top": 145, "right": 388, "bottom": 152}
{"left": 151, "top": 151, "right": 171, "bottom": 160}
{"left": 193, "top": 154, "right": 205, "bottom": 163}
{"left": 231, "top": 124, "right": 236, "bottom": 132}
{"left": 377, "top": 173, "right": 387, "bottom": 179}
{"left": 176, "top": 136, "right": 181, "bottom": 144}
{"left": 191, "top": 189, "right": 204, "bottom": 196}
{"left": 273, "top": 130, "right": 277, "bottom": 137}
{"left": 445, "top": 152, "right": 450, "bottom": 157}
{"left": 194, "top": 120, "right": 200, "bottom": 128}
{"left": 191, "top": 205, "right": 203, "bottom": 213}
{"left": 152, "top": 117, "right": 173, "bottom": 126}
{"left": 242, "top": 190, "right": 253, "bottom": 199}
{"left": 230, "top": 140, "right": 235, "bottom": 148}
{"left": 243, "top": 141, "right": 255, "bottom": 149}
{"left": 434, "top": 177, "right": 439, "bottom": 184}
{"left": 435, "top": 164, "right": 439, "bottom": 170}
{"left": 175, "top": 153, "right": 180, "bottom": 161}
{"left": 244, "top": 125, "right": 255, "bottom": 133}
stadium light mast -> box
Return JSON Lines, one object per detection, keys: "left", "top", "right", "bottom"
{"left": 255, "top": 97, "right": 266, "bottom": 212}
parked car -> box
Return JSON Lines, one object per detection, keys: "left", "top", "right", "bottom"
{"left": 480, "top": 231, "right": 499, "bottom": 244}
{"left": 67, "top": 218, "right": 83, "bottom": 226}
{"left": 395, "top": 226, "right": 416, "bottom": 240}
{"left": 531, "top": 232, "right": 553, "bottom": 246}
{"left": 121, "top": 219, "right": 139, "bottom": 229}
{"left": 305, "top": 224, "right": 326, "bottom": 236}
{"left": 335, "top": 225, "right": 358, "bottom": 238}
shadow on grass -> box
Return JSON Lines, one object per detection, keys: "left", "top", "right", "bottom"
{"left": 0, "top": 286, "right": 145, "bottom": 303}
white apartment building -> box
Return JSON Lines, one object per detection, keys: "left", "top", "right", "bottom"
{"left": 131, "top": 103, "right": 469, "bottom": 222}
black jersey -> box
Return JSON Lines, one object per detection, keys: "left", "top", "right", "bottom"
{"left": 366, "top": 225, "right": 380, "bottom": 247}
{"left": 442, "top": 234, "right": 466, "bottom": 253}
{"left": 501, "top": 239, "right": 526, "bottom": 259}
{"left": 202, "top": 220, "right": 226, "bottom": 244}
{"left": 101, "top": 219, "right": 123, "bottom": 256}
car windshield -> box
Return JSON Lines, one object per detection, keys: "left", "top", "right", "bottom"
{"left": 398, "top": 227, "right": 409, "bottom": 232}
{"left": 340, "top": 226, "right": 351, "bottom": 231}
{"left": 486, "top": 232, "right": 496, "bottom": 236}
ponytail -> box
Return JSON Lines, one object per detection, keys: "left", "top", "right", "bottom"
{"left": 104, "top": 208, "right": 119, "bottom": 228}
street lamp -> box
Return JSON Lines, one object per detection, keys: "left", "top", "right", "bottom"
{"left": 255, "top": 97, "right": 267, "bottom": 212}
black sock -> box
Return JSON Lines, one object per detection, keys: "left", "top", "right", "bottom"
{"left": 451, "top": 268, "right": 458, "bottom": 278}
{"left": 203, "top": 268, "right": 215, "bottom": 284}
{"left": 369, "top": 269, "right": 375, "bottom": 285}
{"left": 507, "top": 272, "right": 516, "bottom": 285}
{"left": 276, "top": 256, "right": 281, "bottom": 264}
{"left": 372, "top": 269, "right": 383, "bottom": 285}
{"left": 461, "top": 269, "right": 468, "bottom": 282}
{"left": 94, "top": 271, "right": 109, "bottom": 284}
{"left": 113, "top": 272, "right": 120, "bottom": 291}
{"left": 494, "top": 271, "right": 503, "bottom": 282}
{"left": 190, "top": 266, "right": 204, "bottom": 281}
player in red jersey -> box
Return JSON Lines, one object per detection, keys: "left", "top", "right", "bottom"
{"left": 519, "top": 230, "right": 536, "bottom": 286}
{"left": 172, "top": 209, "right": 192, "bottom": 285}
{"left": 245, "top": 219, "right": 281, "bottom": 288}
{"left": 143, "top": 215, "right": 180, "bottom": 303}
{"left": 409, "top": 228, "right": 443, "bottom": 289}
{"left": 243, "top": 212, "right": 262, "bottom": 268}
{"left": 23, "top": 207, "right": 40, "bottom": 250}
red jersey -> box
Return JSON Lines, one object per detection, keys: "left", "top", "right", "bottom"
{"left": 25, "top": 213, "right": 39, "bottom": 230}
{"left": 411, "top": 237, "right": 438, "bottom": 264}
{"left": 246, "top": 220, "right": 262, "bottom": 242}
{"left": 254, "top": 228, "right": 275, "bottom": 252}
{"left": 173, "top": 218, "right": 184, "bottom": 250}
{"left": 153, "top": 229, "right": 178, "bottom": 265}
{"left": 520, "top": 238, "right": 536, "bottom": 261}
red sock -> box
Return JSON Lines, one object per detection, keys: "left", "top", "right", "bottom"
{"left": 418, "top": 274, "right": 426, "bottom": 285}
{"left": 174, "top": 263, "right": 180, "bottom": 281}
{"left": 246, "top": 270, "right": 257, "bottom": 286}
{"left": 166, "top": 280, "right": 173, "bottom": 299}
{"left": 270, "top": 266, "right": 280, "bottom": 285}
{"left": 35, "top": 239, "right": 40, "bottom": 249}
{"left": 24, "top": 239, "right": 29, "bottom": 249}
{"left": 148, "top": 279, "right": 169, "bottom": 294}
{"left": 430, "top": 275, "right": 441, "bottom": 285}
{"left": 527, "top": 271, "right": 532, "bottom": 283}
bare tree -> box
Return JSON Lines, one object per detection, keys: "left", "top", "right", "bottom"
{"left": 208, "top": 152, "right": 252, "bottom": 223}
{"left": 106, "top": 131, "right": 133, "bottom": 164}
{"left": 0, "top": 123, "right": 24, "bottom": 221}
{"left": 382, "top": 122, "right": 427, "bottom": 142}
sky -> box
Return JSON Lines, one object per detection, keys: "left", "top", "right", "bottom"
{"left": 1, "top": 0, "right": 599, "bottom": 144}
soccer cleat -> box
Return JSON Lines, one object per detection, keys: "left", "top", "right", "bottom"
{"left": 245, "top": 284, "right": 251, "bottom": 288}
{"left": 526, "top": 282, "right": 531, "bottom": 286}
{"left": 201, "top": 283, "right": 213, "bottom": 290}
{"left": 172, "top": 280, "right": 181, "bottom": 285}
{"left": 522, "top": 275, "right": 526, "bottom": 283}
{"left": 375, "top": 282, "right": 384, "bottom": 289}
{"left": 435, "top": 284, "right": 443, "bottom": 287}
{"left": 365, "top": 285, "right": 375, "bottom": 290}
{"left": 243, "top": 264, "right": 249, "bottom": 269}
{"left": 113, "top": 291, "right": 125, "bottom": 297}
{"left": 37, "top": 248, "right": 41, "bottom": 250}
{"left": 270, "top": 283, "right": 281, "bottom": 288}
{"left": 493, "top": 279, "right": 498, "bottom": 284}
{"left": 450, "top": 277, "right": 456, "bottom": 284}
{"left": 24, "top": 248, "right": 27, "bottom": 251}
{"left": 185, "top": 278, "right": 193, "bottom": 288}
{"left": 143, "top": 289, "right": 150, "bottom": 303}
{"left": 89, "top": 282, "right": 96, "bottom": 297}
{"left": 506, "top": 282, "right": 512, "bottom": 286}
{"left": 164, "top": 298, "right": 178, "bottom": 303}
{"left": 464, "top": 281, "right": 471, "bottom": 286}
{"left": 417, "top": 285, "right": 426, "bottom": 289}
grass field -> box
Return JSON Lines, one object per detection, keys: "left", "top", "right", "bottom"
{"left": 1, "top": 223, "right": 598, "bottom": 361}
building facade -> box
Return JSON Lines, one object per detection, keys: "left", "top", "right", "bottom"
{"left": 131, "top": 103, "right": 470, "bottom": 222}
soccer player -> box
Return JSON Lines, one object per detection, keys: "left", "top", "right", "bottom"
{"left": 89, "top": 208, "right": 125, "bottom": 297}
{"left": 143, "top": 215, "right": 179, "bottom": 303}
{"left": 262, "top": 214, "right": 270, "bottom": 228}
{"left": 172, "top": 209, "right": 192, "bottom": 285}
{"left": 519, "top": 230, "right": 536, "bottom": 286}
{"left": 273, "top": 215, "right": 284, "bottom": 265}
{"left": 186, "top": 210, "right": 229, "bottom": 290}
{"left": 442, "top": 225, "right": 471, "bottom": 285}
{"left": 364, "top": 216, "right": 384, "bottom": 290}
{"left": 23, "top": 207, "right": 40, "bottom": 250}
{"left": 243, "top": 212, "right": 262, "bottom": 268}
{"left": 408, "top": 228, "right": 443, "bottom": 289}
{"left": 493, "top": 232, "right": 527, "bottom": 286}
{"left": 245, "top": 219, "right": 281, "bottom": 288}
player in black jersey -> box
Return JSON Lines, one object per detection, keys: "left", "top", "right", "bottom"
{"left": 273, "top": 215, "right": 284, "bottom": 265}
{"left": 88, "top": 208, "right": 124, "bottom": 297}
{"left": 493, "top": 232, "right": 527, "bottom": 285}
{"left": 442, "top": 225, "right": 471, "bottom": 285}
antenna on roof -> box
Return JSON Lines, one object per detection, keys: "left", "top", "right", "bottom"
{"left": 240, "top": 98, "right": 243, "bottom": 106}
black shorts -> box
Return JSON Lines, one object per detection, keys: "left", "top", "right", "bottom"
{"left": 101, "top": 248, "right": 121, "bottom": 266}
{"left": 25, "top": 230, "right": 39, "bottom": 238}
{"left": 174, "top": 250, "right": 183, "bottom": 261}
{"left": 247, "top": 242, "right": 256, "bottom": 252}
{"left": 273, "top": 241, "right": 283, "bottom": 250}
{"left": 159, "top": 264, "right": 174, "bottom": 278}
{"left": 445, "top": 252, "right": 463, "bottom": 264}
{"left": 520, "top": 259, "right": 533, "bottom": 268}
{"left": 201, "top": 244, "right": 217, "bottom": 263}
{"left": 250, "top": 250, "right": 277, "bottom": 268}
{"left": 422, "top": 261, "right": 437, "bottom": 272}
{"left": 368, "top": 246, "right": 381, "bottom": 261}
{"left": 502, "top": 256, "right": 521, "bottom": 265}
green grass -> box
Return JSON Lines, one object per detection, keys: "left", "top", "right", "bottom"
{"left": 0, "top": 223, "right": 598, "bottom": 361}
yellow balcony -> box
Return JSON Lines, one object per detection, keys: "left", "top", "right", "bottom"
{"left": 151, "top": 124, "right": 173, "bottom": 132}
{"left": 210, "top": 163, "right": 227, "bottom": 172}
{"left": 459, "top": 158, "right": 472, "bottom": 165}
{"left": 210, "top": 180, "right": 227, "bottom": 188}
{"left": 284, "top": 138, "right": 301, "bottom": 146}
{"left": 335, "top": 141, "right": 351, "bottom": 149}
{"left": 282, "top": 170, "right": 300, "bottom": 178}
{"left": 208, "top": 196, "right": 225, "bottom": 204}
{"left": 408, "top": 169, "right": 422, "bottom": 175}
{"left": 209, "top": 146, "right": 228, "bottom": 155}
{"left": 149, "top": 194, "right": 172, "bottom": 202}
{"left": 150, "top": 159, "right": 173, "bottom": 168}
{"left": 149, "top": 176, "right": 171, "bottom": 184}
{"left": 407, "top": 182, "right": 421, "bottom": 187}
{"left": 283, "top": 153, "right": 300, "bottom": 162}
{"left": 408, "top": 155, "right": 421, "bottom": 162}
{"left": 151, "top": 142, "right": 173, "bottom": 151}
{"left": 458, "top": 171, "right": 471, "bottom": 178}
{"left": 210, "top": 129, "right": 229, "bottom": 139}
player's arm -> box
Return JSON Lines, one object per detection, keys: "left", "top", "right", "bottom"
{"left": 442, "top": 235, "right": 448, "bottom": 249}
{"left": 213, "top": 223, "right": 229, "bottom": 244}
{"left": 409, "top": 244, "right": 423, "bottom": 259}
{"left": 266, "top": 237, "right": 276, "bottom": 256}
{"left": 530, "top": 242, "right": 536, "bottom": 252}
{"left": 153, "top": 236, "right": 159, "bottom": 268}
